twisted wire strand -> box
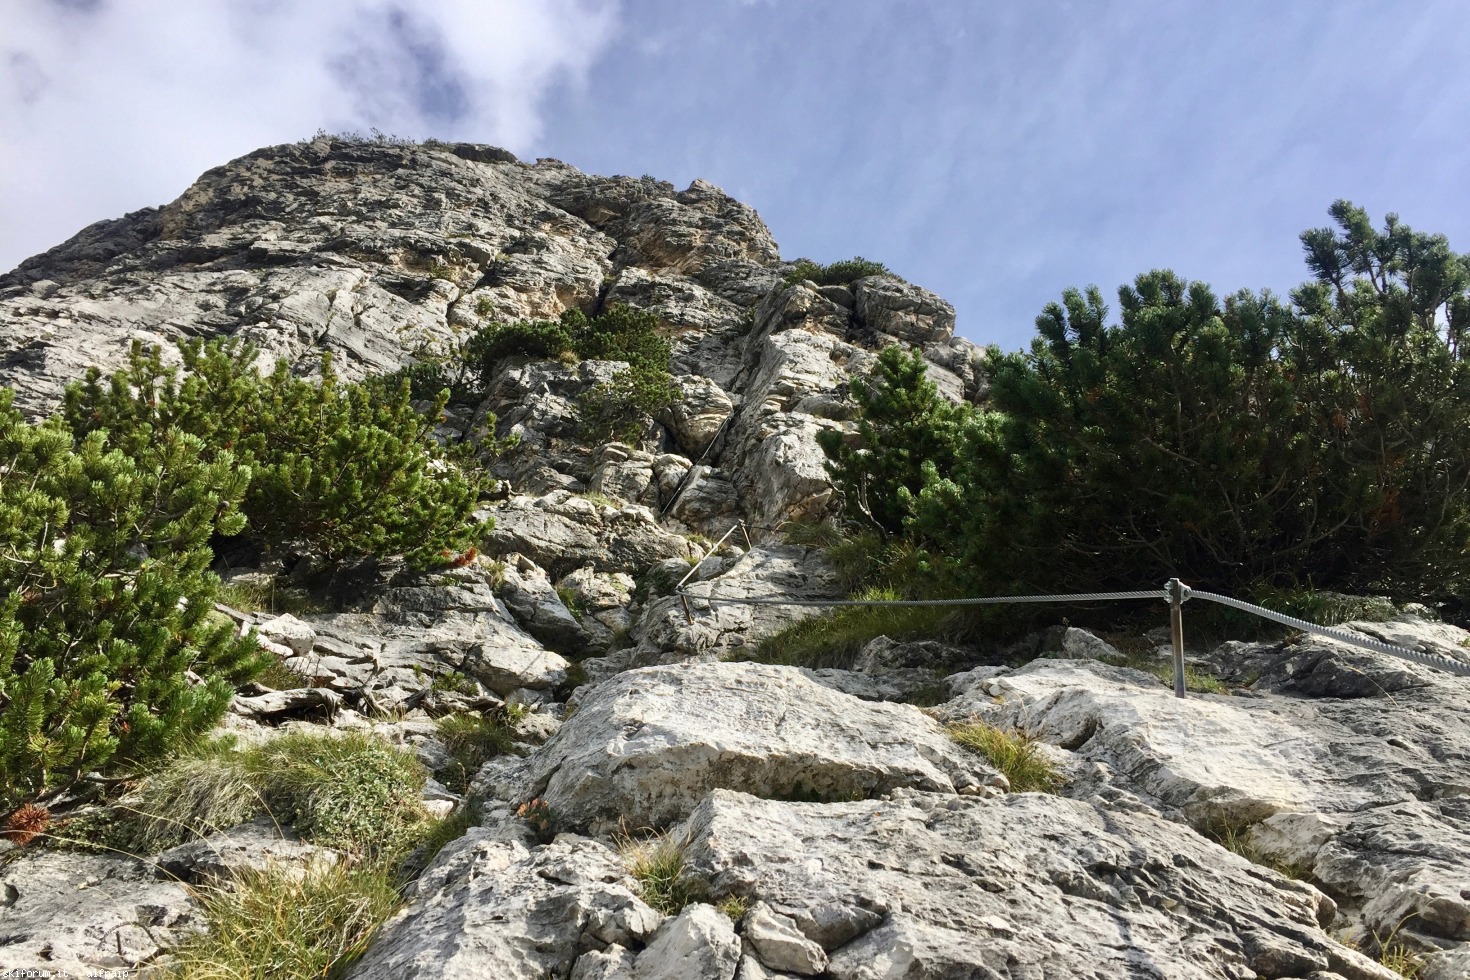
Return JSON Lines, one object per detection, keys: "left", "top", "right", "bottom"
{"left": 675, "top": 589, "right": 1167, "bottom": 607}
{"left": 1186, "top": 588, "right": 1470, "bottom": 678}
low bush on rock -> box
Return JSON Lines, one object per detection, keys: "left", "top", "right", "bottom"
{"left": 63, "top": 338, "right": 486, "bottom": 570}
{"left": 0, "top": 390, "right": 265, "bottom": 812}
{"left": 382, "top": 304, "right": 679, "bottom": 444}
{"left": 825, "top": 203, "right": 1470, "bottom": 612}
{"left": 784, "top": 256, "right": 895, "bottom": 286}
{"left": 948, "top": 722, "right": 1062, "bottom": 794}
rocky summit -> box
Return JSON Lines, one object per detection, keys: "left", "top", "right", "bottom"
{"left": 1, "top": 137, "right": 1468, "bottom": 980}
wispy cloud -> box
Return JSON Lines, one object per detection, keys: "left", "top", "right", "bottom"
{"left": 0, "top": 0, "right": 620, "bottom": 270}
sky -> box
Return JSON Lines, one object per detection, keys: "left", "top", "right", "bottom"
{"left": 3, "top": 0, "right": 1468, "bottom": 351}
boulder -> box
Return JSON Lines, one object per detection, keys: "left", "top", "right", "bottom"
{"left": 851, "top": 276, "right": 956, "bottom": 345}
{"left": 0, "top": 848, "right": 199, "bottom": 974}
{"left": 486, "top": 490, "right": 695, "bottom": 579}
{"left": 348, "top": 833, "right": 662, "bottom": 980}
{"left": 153, "top": 816, "right": 341, "bottom": 885}
{"left": 633, "top": 903, "right": 742, "bottom": 980}
{"left": 497, "top": 662, "right": 1007, "bottom": 834}
{"left": 683, "top": 790, "right": 1397, "bottom": 980}
{"left": 742, "top": 901, "right": 827, "bottom": 975}
{"left": 496, "top": 553, "right": 592, "bottom": 653}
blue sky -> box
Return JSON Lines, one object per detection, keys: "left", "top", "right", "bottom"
{"left": 3, "top": 0, "right": 1468, "bottom": 350}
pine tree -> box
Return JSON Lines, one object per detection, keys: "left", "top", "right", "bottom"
{"left": 0, "top": 390, "right": 263, "bottom": 808}
{"left": 63, "top": 338, "right": 486, "bottom": 568}
{"left": 816, "top": 346, "right": 970, "bottom": 538}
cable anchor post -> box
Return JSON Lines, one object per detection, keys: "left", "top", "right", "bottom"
{"left": 1165, "top": 577, "right": 1189, "bottom": 699}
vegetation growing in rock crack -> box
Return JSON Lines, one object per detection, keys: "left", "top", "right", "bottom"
{"left": 783, "top": 256, "right": 896, "bottom": 287}
{"left": 948, "top": 722, "right": 1063, "bottom": 794}
{"left": 433, "top": 709, "right": 521, "bottom": 795}
{"left": 619, "top": 831, "right": 706, "bottom": 915}
{"left": 162, "top": 860, "right": 401, "bottom": 980}
{"left": 375, "top": 303, "right": 678, "bottom": 445}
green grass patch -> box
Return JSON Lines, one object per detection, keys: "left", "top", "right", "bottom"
{"left": 730, "top": 588, "right": 956, "bottom": 669}
{"left": 619, "top": 831, "right": 706, "bottom": 915}
{"left": 246, "top": 732, "right": 429, "bottom": 859}
{"left": 255, "top": 654, "right": 311, "bottom": 691}
{"left": 433, "top": 712, "right": 518, "bottom": 795}
{"left": 717, "top": 895, "right": 750, "bottom": 922}
{"left": 96, "top": 732, "right": 430, "bottom": 861}
{"left": 1251, "top": 585, "right": 1397, "bottom": 627}
{"left": 218, "top": 578, "right": 331, "bottom": 617}
{"left": 416, "top": 799, "right": 481, "bottom": 871}
{"left": 948, "top": 722, "right": 1062, "bottom": 793}
{"left": 162, "top": 861, "right": 400, "bottom": 980}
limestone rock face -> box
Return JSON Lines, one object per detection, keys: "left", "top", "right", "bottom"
{"left": 347, "top": 832, "right": 663, "bottom": 980}
{"left": 485, "top": 490, "right": 695, "bottom": 579}
{"left": 936, "top": 619, "right": 1470, "bottom": 963}
{"left": 9, "top": 138, "right": 1470, "bottom": 979}
{"left": 499, "top": 662, "right": 1007, "bottom": 835}
{"left": 683, "top": 789, "right": 1396, "bottom": 980}
{"left": 0, "top": 848, "right": 200, "bottom": 975}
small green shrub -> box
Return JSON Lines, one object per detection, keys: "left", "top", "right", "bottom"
{"left": 163, "top": 861, "right": 400, "bottom": 980}
{"left": 555, "top": 585, "right": 586, "bottom": 623}
{"left": 245, "top": 732, "right": 429, "bottom": 859}
{"left": 948, "top": 722, "right": 1062, "bottom": 793}
{"left": 216, "top": 579, "right": 328, "bottom": 617}
{"left": 433, "top": 712, "right": 517, "bottom": 795}
{"left": 62, "top": 338, "right": 486, "bottom": 569}
{"left": 461, "top": 316, "right": 576, "bottom": 383}
{"left": 0, "top": 389, "right": 265, "bottom": 810}
{"left": 783, "top": 256, "right": 894, "bottom": 287}
{"left": 619, "top": 831, "right": 706, "bottom": 915}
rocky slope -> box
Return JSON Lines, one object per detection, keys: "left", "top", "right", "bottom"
{"left": 1, "top": 137, "right": 1468, "bottom": 980}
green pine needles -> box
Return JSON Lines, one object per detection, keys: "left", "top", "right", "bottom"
{"left": 0, "top": 389, "right": 264, "bottom": 810}
{"left": 822, "top": 202, "right": 1470, "bottom": 608}
{"left": 2, "top": 336, "right": 489, "bottom": 809}
{"left": 63, "top": 338, "right": 486, "bottom": 568}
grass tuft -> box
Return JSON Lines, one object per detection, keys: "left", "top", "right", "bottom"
{"left": 245, "top": 732, "right": 429, "bottom": 859}
{"left": 163, "top": 862, "right": 400, "bottom": 980}
{"left": 733, "top": 588, "right": 956, "bottom": 669}
{"left": 717, "top": 895, "right": 751, "bottom": 922}
{"left": 948, "top": 722, "right": 1063, "bottom": 794}
{"left": 416, "top": 799, "right": 481, "bottom": 872}
{"left": 619, "top": 831, "right": 706, "bottom": 915}
{"left": 433, "top": 712, "right": 518, "bottom": 795}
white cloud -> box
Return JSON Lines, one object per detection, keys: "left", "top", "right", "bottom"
{"left": 0, "top": 0, "right": 621, "bottom": 270}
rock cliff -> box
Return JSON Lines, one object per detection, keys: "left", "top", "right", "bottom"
{"left": 0, "top": 137, "right": 1467, "bottom": 980}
